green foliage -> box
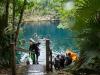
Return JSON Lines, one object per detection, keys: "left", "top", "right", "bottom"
{"left": 0, "top": 0, "right": 28, "bottom": 68}
{"left": 73, "top": 0, "right": 100, "bottom": 30}
{"left": 78, "top": 18, "right": 100, "bottom": 51}
{"left": 0, "top": 33, "right": 11, "bottom": 68}
{"left": 0, "top": 0, "right": 100, "bottom": 70}
{"left": 74, "top": 0, "right": 100, "bottom": 52}
{"left": 76, "top": 0, "right": 100, "bottom": 19}
{"left": 71, "top": 0, "right": 100, "bottom": 69}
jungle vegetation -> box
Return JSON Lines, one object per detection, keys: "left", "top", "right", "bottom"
{"left": 0, "top": 0, "right": 100, "bottom": 73}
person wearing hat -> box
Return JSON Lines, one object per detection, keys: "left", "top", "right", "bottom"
{"left": 29, "top": 38, "right": 40, "bottom": 64}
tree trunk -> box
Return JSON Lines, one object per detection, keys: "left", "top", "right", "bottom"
{"left": 5, "top": 0, "right": 10, "bottom": 27}
{"left": 0, "top": 0, "right": 10, "bottom": 34}
{"left": 15, "top": 0, "right": 27, "bottom": 45}
{"left": 12, "top": 0, "right": 16, "bottom": 42}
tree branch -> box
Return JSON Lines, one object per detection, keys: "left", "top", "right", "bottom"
{"left": 15, "top": 0, "right": 27, "bottom": 45}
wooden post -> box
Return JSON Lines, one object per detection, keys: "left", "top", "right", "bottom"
{"left": 50, "top": 50, "right": 53, "bottom": 72}
{"left": 46, "top": 39, "right": 50, "bottom": 72}
{"left": 10, "top": 43, "right": 16, "bottom": 75}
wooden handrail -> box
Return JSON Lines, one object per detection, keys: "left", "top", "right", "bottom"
{"left": 16, "top": 39, "right": 53, "bottom": 72}
{"left": 16, "top": 48, "right": 36, "bottom": 53}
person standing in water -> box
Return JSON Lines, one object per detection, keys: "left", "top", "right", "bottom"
{"left": 29, "top": 38, "right": 40, "bottom": 64}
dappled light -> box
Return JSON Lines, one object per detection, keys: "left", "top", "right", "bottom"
{"left": 64, "top": 1, "right": 74, "bottom": 11}
{"left": 0, "top": 0, "right": 100, "bottom": 75}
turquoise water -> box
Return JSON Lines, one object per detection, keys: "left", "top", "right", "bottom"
{"left": 20, "top": 21, "right": 77, "bottom": 53}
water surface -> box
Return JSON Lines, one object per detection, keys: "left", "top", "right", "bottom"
{"left": 20, "top": 21, "right": 77, "bottom": 53}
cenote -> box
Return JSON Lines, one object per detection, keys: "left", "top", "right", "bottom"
{"left": 18, "top": 21, "right": 77, "bottom": 54}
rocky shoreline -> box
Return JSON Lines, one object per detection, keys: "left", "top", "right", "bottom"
{"left": 22, "top": 15, "right": 59, "bottom": 22}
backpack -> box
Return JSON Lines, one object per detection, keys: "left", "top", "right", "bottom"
{"left": 65, "top": 56, "right": 72, "bottom": 65}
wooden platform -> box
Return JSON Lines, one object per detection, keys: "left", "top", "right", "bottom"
{"left": 25, "top": 39, "right": 47, "bottom": 75}
{"left": 16, "top": 39, "right": 53, "bottom": 75}
{"left": 26, "top": 65, "right": 46, "bottom": 75}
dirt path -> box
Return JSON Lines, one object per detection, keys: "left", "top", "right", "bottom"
{"left": 47, "top": 70, "right": 73, "bottom": 75}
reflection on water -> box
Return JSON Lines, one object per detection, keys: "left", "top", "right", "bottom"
{"left": 21, "top": 21, "right": 77, "bottom": 53}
